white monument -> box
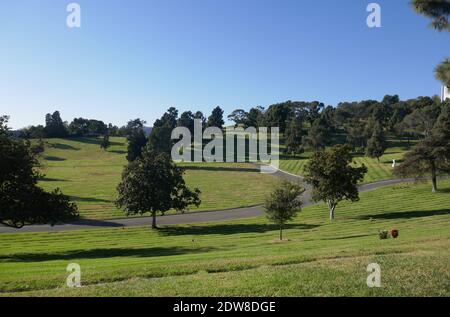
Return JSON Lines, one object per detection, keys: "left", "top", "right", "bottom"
{"left": 441, "top": 86, "right": 450, "bottom": 102}
{"left": 392, "top": 159, "right": 396, "bottom": 168}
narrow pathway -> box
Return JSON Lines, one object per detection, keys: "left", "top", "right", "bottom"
{"left": 0, "top": 166, "right": 420, "bottom": 233}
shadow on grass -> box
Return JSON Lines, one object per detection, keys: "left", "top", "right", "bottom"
{"left": 158, "top": 223, "right": 320, "bottom": 236}
{"left": 72, "top": 137, "right": 123, "bottom": 146}
{"left": 49, "top": 143, "right": 80, "bottom": 151}
{"left": 44, "top": 156, "right": 66, "bottom": 161}
{"left": 109, "top": 150, "right": 127, "bottom": 155}
{"left": 358, "top": 209, "right": 450, "bottom": 220}
{"left": 182, "top": 166, "right": 258, "bottom": 173}
{"left": 69, "top": 196, "right": 112, "bottom": 203}
{"left": 39, "top": 177, "right": 69, "bottom": 182}
{"left": 0, "top": 246, "right": 217, "bottom": 262}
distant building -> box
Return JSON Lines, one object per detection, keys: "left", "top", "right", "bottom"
{"left": 442, "top": 85, "right": 450, "bottom": 102}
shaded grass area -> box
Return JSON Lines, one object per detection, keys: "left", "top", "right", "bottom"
{"left": 0, "top": 180, "right": 449, "bottom": 296}
{"left": 38, "top": 138, "right": 277, "bottom": 219}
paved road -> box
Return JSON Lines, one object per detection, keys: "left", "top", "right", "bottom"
{"left": 0, "top": 166, "right": 419, "bottom": 233}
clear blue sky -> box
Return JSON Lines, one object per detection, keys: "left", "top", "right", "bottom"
{"left": 1, "top": 0, "right": 449, "bottom": 129}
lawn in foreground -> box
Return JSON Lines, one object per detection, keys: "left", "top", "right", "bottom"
{"left": 38, "top": 137, "right": 277, "bottom": 219}
{"left": 0, "top": 180, "right": 449, "bottom": 296}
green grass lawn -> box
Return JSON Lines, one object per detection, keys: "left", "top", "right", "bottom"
{"left": 279, "top": 139, "right": 415, "bottom": 183}
{"left": 1, "top": 179, "right": 449, "bottom": 296}
{"left": 38, "top": 137, "right": 277, "bottom": 219}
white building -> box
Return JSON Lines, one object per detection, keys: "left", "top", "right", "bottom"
{"left": 442, "top": 85, "right": 450, "bottom": 102}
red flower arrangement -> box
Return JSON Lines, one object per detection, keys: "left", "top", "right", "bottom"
{"left": 391, "top": 229, "right": 399, "bottom": 238}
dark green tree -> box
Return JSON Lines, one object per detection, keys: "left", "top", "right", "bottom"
{"left": 412, "top": 0, "right": 449, "bottom": 86}
{"left": 304, "top": 145, "right": 367, "bottom": 221}
{"left": 412, "top": 0, "right": 450, "bottom": 31}
{"left": 116, "top": 146, "right": 201, "bottom": 228}
{"left": 100, "top": 133, "right": 110, "bottom": 151}
{"left": 395, "top": 101, "right": 450, "bottom": 192}
{"left": 125, "top": 119, "right": 147, "bottom": 162}
{"left": 303, "top": 117, "right": 331, "bottom": 150}
{"left": 0, "top": 117, "right": 78, "bottom": 228}
{"left": 207, "top": 106, "right": 225, "bottom": 129}
{"left": 366, "top": 122, "right": 388, "bottom": 162}
{"left": 264, "top": 181, "right": 304, "bottom": 241}
{"left": 148, "top": 107, "right": 180, "bottom": 154}
{"left": 285, "top": 115, "right": 304, "bottom": 155}
{"left": 44, "top": 111, "right": 68, "bottom": 138}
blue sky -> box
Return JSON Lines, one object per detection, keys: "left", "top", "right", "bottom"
{"left": 1, "top": 0, "right": 449, "bottom": 129}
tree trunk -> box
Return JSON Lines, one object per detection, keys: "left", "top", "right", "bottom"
{"left": 328, "top": 201, "right": 336, "bottom": 221}
{"left": 151, "top": 212, "right": 157, "bottom": 229}
{"left": 431, "top": 162, "right": 437, "bottom": 193}
{"left": 279, "top": 226, "right": 283, "bottom": 241}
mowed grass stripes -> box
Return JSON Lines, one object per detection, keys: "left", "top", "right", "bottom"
{"left": 0, "top": 179, "right": 449, "bottom": 296}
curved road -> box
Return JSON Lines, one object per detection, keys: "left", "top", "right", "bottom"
{"left": 0, "top": 166, "right": 419, "bottom": 233}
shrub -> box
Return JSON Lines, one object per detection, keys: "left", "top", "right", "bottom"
{"left": 379, "top": 230, "right": 389, "bottom": 240}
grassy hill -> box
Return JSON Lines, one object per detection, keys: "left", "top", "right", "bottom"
{"left": 38, "top": 137, "right": 277, "bottom": 219}
{"left": 1, "top": 179, "right": 449, "bottom": 296}
{"left": 279, "top": 138, "right": 414, "bottom": 183}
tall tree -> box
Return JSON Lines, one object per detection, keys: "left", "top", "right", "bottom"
{"left": 304, "top": 145, "right": 367, "bottom": 221}
{"left": 0, "top": 117, "right": 78, "bottom": 228}
{"left": 303, "top": 117, "right": 331, "bottom": 150}
{"left": 285, "top": 115, "right": 304, "bottom": 155}
{"left": 412, "top": 0, "right": 450, "bottom": 86}
{"left": 207, "top": 106, "right": 225, "bottom": 129}
{"left": 264, "top": 181, "right": 304, "bottom": 241}
{"left": 395, "top": 101, "right": 450, "bottom": 192}
{"left": 412, "top": 0, "right": 450, "bottom": 31}
{"left": 366, "top": 122, "right": 388, "bottom": 162}
{"left": 100, "top": 133, "right": 110, "bottom": 151}
{"left": 125, "top": 119, "right": 147, "bottom": 162}
{"left": 44, "top": 111, "right": 68, "bottom": 138}
{"left": 148, "top": 107, "right": 180, "bottom": 154}
{"left": 116, "top": 146, "right": 201, "bottom": 228}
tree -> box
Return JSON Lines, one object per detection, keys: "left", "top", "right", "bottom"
{"left": 402, "top": 102, "right": 441, "bottom": 137}
{"left": 44, "top": 111, "right": 68, "bottom": 138}
{"left": 435, "top": 58, "right": 450, "bottom": 88}
{"left": 346, "top": 119, "right": 367, "bottom": 151}
{"left": 0, "top": 115, "right": 10, "bottom": 136}
{"left": 207, "top": 106, "right": 225, "bottom": 129}
{"left": 0, "top": 117, "right": 78, "bottom": 228}
{"left": 100, "top": 133, "right": 110, "bottom": 150}
{"left": 395, "top": 101, "right": 450, "bottom": 192}
{"left": 304, "top": 145, "right": 367, "bottom": 221}
{"left": 125, "top": 119, "right": 147, "bottom": 162}
{"left": 285, "top": 115, "right": 304, "bottom": 155}
{"left": 116, "top": 146, "right": 201, "bottom": 228}
{"left": 227, "top": 109, "right": 248, "bottom": 127}
{"left": 412, "top": 0, "right": 450, "bottom": 31}
{"left": 303, "top": 117, "right": 331, "bottom": 150}
{"left": 148, "top": 107, "right": 180, "bottom": 154}
{"left": 412, "top": 1, "right": 450, "bottom": 86}
{"left": 177, "top": 111, "right": 195, "bottom": 135}
{"left": 264, "top": 181, "right": 304, "bottom": 241}
{"left": 366, "top": 122, "right": 387, "bottom": 162}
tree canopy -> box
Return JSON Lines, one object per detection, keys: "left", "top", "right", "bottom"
{"left": 116, "top": 145, "right": 201, "bottom": 228}
{"left": 304, "top": 145, "right": 367, "bottom": 221}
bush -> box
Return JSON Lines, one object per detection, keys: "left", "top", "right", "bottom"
{"left": 379, "top": 230, "right": 389, "bottom": 240}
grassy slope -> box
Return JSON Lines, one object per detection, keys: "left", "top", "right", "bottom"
{"left": 38, "top": 137, "right": 277, "bottom": 219}
{"left": 1, "top": 180, "right": 449, "bottom": 296}
{"left": 279, "top": 139, "right": 414, "bottom": 183}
